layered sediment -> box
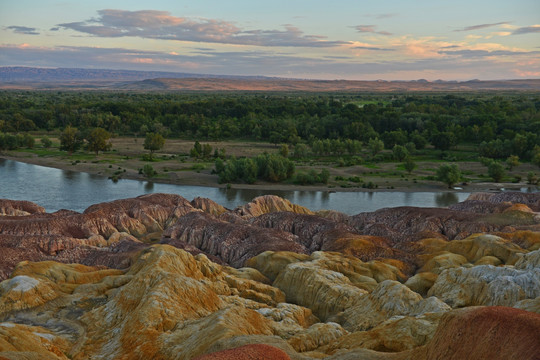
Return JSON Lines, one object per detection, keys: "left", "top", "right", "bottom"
{"left": 1, "top": 192, "right": 539, "bottom": 359}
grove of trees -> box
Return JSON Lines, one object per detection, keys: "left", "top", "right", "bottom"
{"left": 0, "top": 91, "right": 538, "bottom": 163}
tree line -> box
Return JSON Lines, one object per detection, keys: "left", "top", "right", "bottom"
{"left": 1, "top": 91, "right": 540, "bottom": 162}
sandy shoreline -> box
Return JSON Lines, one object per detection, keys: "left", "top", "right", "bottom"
{"left": 3, "top": 152, "right": 535, "bottom": 195}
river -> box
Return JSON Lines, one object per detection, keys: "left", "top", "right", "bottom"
{"left": 0, "top": 158, "right": 474, "bottom": 214}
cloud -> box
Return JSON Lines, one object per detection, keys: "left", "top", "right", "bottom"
{"left": 364, "top": 13, "right": 397, "bottom": 20}
{"left": 454, "top": 22, "right": 510, "bottom": 32}
{"left": 512, "top": 25, "right": 540, "bottom": 35}
{"left": 354, "top": 46, "right": 395, "bottom": 51}
{"left": 56, "top": 9, "right": 349, "bottom": 47}
{"left": 5, "top": 26, "right": 40, "bottom": 35}
{"left": 439, "top": 49, "right": 540, "bottom": 58}
{"left": 354, "top": 25, "right": 392, "bottom": 36}
{"left": 2, "top": 42, "right": 538, "bottom": 81}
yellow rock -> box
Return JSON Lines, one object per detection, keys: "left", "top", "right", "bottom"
{"left": 246, "top": 251, "right": 310, "bottom": 282}
{"left": 404, "top": 272, "right": 439, "bottom": 296}
{"left": 287, "top": 322, "right": 348, "bottom": 353}
{"left": 444, "top": 234, "right": 525, "bottom": 265}
{"left": 322, "top": 312, "right": 443, "bottom": 354}
{"left": 235, "top": 195, "right": 314, "bottom": 218}
{"left": 0, "top": 322, "right": 70, "bottom": 360}
{"left": 273, "top": 261, "right": 368, "bottom": 321}
{"left": 474, "top": 256, "right": 502, "bottom": 266}
{"left": 418, "top": 252, "right": 469, "bottom": 274}
{"left": 0, "top": 275, "right": 58, "bottom": 313}
{"left": 333, "top": 280, "right": 450, "bottom": 332}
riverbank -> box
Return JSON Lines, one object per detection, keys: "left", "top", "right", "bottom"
{"left": 2, "top": 151, "right": 537, "bottom": 195}
{"left": 3, "top": 136, "right": 539, "bottom": 194}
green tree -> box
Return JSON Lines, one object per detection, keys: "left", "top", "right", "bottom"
{"left": 505, "top": 155, "right": 520, "bottom": 171}
{"left": 368, "top": 138, "right": 384, "bottom": 157}
{"left": 86, "top": 127, "right": 112, "bottom": 155}
{"left": 527, "top": 172, "right": 538, "bottom": 185}
{"left": 59, "top": 125, "right": 82, "bottom": 155}
{"left": 142, "top": 164, "right": 157, "bottom": 178}
{"left": 533, "top": 146, "right": 540, "bottom": 169}
{"left": 318, "top": 168, "right": 330, "bottom": 184}
{"left": 41, "top": 136, "right": 52, "bottom": 148}
{"left": 436, "top": 163, "right": 461, "bottom": 188}
{"left": 279, "top": 144, "right": 289, "bottom": 158}
{"left": 22, "top": 133, "right": 35, "bottom": 149}
{"left": 293, "top": 143, "right": 308, "bottom": 158}
{"left": 403, "top": 157, "right": 416, "bottom": 174}
{"left": 392, "top": 145, "right": 409, "bottom": 162}
{"left": 410, "top": 132, "right": 427, "bottom": 150}
{"left": 487, "top": 161, "right": 505, "bottom": 182}
{"left": 430, "top": 132, "right": 457, "bottom": 152}
{"left": 202, "top": 143, "right": 213, "bottom": 158}
{"left": 144, "top": 132, "right": 165, "bottom": 159}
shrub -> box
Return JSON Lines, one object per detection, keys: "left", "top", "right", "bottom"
{"left": 142, "top": 164, "right": 157, "bottom": 178}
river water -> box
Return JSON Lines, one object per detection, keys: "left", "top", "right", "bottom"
{"left": 0, "top": 158, "right": 473, "bottom": 214}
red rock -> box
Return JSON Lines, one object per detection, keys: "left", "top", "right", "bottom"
{"left": 193, "top": 344, "right": 291, "bottom": 360}
{"left": 410, "top": 306, "right": 540, "bottom": 360}
{"left": 162, "top": 211, "right": 307, "bottom": 267}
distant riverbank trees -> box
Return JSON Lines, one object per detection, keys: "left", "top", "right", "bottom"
{"left": 1, "top": 91, "right": 539, "bottom": 162}
{"left": 215, "top": 153, "right": 295, "bottom": 184}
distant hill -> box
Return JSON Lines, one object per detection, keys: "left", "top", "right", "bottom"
{"left": 1, "top": 67, "right": 539, "bottom": 92}
{"left": 0, "top": 67, "right": 270, "bottom": 83}
{"left": 123, "top": 77, "right": 540, "bottom": 92}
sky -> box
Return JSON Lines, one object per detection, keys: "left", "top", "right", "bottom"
{"left": 1, "top": 0, "right": 539, "bottom": 80}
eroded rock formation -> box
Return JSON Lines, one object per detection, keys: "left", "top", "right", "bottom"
{"left": 1, "top": 192, "right": 539, "bottom": 359}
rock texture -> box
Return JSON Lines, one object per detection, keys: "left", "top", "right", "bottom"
{"left": 193, "top": 344, "right": 291, "bottom": 360}
{"left": 0, "top": 192, "right": 539, "bottom": 359}
{"left": 405, "top": 306, "right": 540, "bottom": 360}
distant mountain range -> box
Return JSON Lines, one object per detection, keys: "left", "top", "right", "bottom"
{"left": 0, "top": 67, "right": 271, "bottom": 82}
{"left": 1, "top": 67, "right": 539, "bottom": 92}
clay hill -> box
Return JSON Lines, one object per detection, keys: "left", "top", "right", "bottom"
{"left": 2, "top": 67, "right": 540, "bottom": 91}
{"left": 0, "top": 192, "right": 539, "bottom": 359}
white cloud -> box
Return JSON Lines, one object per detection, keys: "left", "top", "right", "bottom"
{"left": 57, "top": 9, "right": 350, "bottom": 48}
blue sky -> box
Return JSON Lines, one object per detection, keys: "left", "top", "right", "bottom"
{"left": 1, "top": 0, "right": 539, "bottom": 80}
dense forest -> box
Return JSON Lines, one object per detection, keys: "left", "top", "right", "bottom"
{"left": 1, "top": 91, "right": 540, "bottom": 162}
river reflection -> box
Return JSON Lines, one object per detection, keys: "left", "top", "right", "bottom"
{"left": 0, "top": 158, "right": 480, "bottom": 214}
{"left": 435, "top": 192, "right": 459, "bottom": 207}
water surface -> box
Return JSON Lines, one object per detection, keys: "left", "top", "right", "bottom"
{"left": 0, "top": 158, "right": 472, "bottom": 214}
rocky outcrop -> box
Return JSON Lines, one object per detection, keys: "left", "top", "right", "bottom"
{"left": 235, "top": 195, "right": 314, "bottom": 218}
{"left": 0, "top": 246, "right": 315, "bottom": 359}
{"left": 349, "top": 200, "right": 540, "bottom": 245}
{"left": 1, "top": 193, "right": 540, "bottom": 359}
{"left": 162, "top": 211, "right": 307, "bottom": 267}
{"left": 406, "top": 306, "right": 540, "bottom": 360}
{"left": 332, "top": 280, "right": 450, "bottom": 332}
{"left": 250, "top": 212, "right": 407, "bottom": 264}
{"left": 0, "top": 199, "right": 45, "bottom": 216}
{"left": 191, "top": 197, "right": 229, "bottom": 216}
{"left": 466, "top": 192, "right": 540, "bottom": 211}
{"left": 194, "top": 344, "right": 291, "bottom": 360}
{"left": 0, "top": 193, "right": 203, "bottom": 280}
{"left": 428, "top": 263, "right": 540, "bottom": 308}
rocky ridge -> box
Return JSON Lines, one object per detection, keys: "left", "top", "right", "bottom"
{"left": 0, "top": 192, "right": 539, "bottom": 359}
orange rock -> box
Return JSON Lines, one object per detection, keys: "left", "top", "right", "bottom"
{"left": 503, "top": 203, "right": 534, "bottom": 213}
{"left": 193, "top": 344, "right": 291, "bottom": 360}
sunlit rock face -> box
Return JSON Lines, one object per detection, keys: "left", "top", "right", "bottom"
{"left": 0, "top": 199, "right": 45, "bottom": 216}
{"left": 0, "top": 192, "right": 539, "bottom": 359}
